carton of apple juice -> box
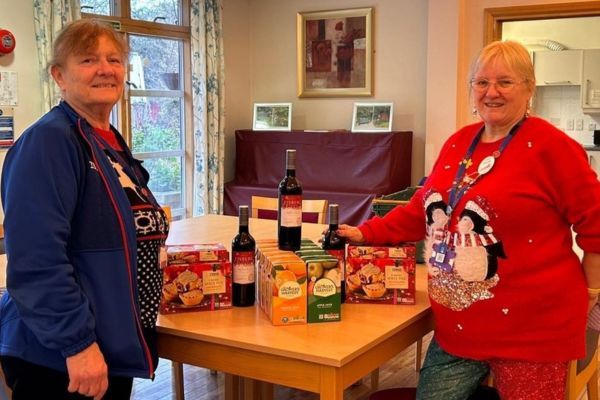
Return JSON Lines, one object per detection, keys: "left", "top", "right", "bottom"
{"left": 305, "top": 257, "right": 342, "bottom": 323}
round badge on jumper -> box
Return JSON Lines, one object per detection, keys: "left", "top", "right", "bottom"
{"left": 477, "top": 156, "right": 495, "bottom": 175}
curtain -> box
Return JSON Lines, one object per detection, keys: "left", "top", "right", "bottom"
{"left": 190, "top": 0, "right": 226, "bottom": 216}
{"left": 33, "top": 0, "right": 81, "bottom": 113}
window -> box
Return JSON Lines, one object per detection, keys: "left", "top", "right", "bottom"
{"left": 81, "top": 0, "right": 191, "bottom": 220}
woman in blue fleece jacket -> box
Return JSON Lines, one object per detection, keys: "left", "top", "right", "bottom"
{"left": 0, "top": 19, "right": 168, "bottom": 399}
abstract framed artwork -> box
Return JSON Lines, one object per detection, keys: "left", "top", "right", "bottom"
{"left": 297, "top": 7, "right": 373, "bottom": 98}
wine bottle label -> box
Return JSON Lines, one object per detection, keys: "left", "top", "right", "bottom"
{"left": 280, "top": 195, "right": 302, "bottom": 227}
{"left": 233, "top": 251, "right": 255, "bottom": 284}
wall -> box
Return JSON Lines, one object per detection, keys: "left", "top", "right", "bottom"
{"left": 0, "top": 2, "right": 41, "bottom": 220}
{"left": 0, "top": 2, "right": 42, "bottom": 167}
{"left": 223, "top": 0, "right": 429, "bottom": 186}
{"left": 424, "top": 0, "right": 600, "bottom": 173}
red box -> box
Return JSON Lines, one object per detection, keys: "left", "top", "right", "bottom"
{"left": 166, "top": 243, "right": 229, "bottom": 264}
{"left": 160, "top": 262, "right": 232, "bottom": 314}
{"left": 346, "top": 244, "right": 416, "bottom": 305}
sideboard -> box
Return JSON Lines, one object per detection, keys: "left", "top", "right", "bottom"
{"left": 223, "top": 129, "right": 412, "bottom": 225}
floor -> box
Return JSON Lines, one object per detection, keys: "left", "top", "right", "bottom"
{"left": 131, "top": 334, "right": 426, "bottom": 400}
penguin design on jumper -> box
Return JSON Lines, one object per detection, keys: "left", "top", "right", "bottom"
{"left": 423, "top": 190, "right": 452, "bottom": 277}
{"left": 452, "top": 196, "right": 506, "bottom": 282}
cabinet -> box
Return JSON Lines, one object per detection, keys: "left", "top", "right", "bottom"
{"left": 223, "top": 130, "right": 413, "bottom": 225}
{"left": 582, "top": 49, "right": 600, "bottom": 113}
{"left": 588, "top": 151, "right": 600, "bottom": 177}
{"left": 533, "top": 50, "right": 582, "bottom": 86}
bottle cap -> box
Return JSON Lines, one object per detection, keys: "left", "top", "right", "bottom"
{"left": 329, "top": 204, "right": 339, "bottom": 224}
{"left": 286, "top": 149, "right": 296, "bottom": 170}
{"left": 239, "top": 205, "right": 249, "bottom": 223}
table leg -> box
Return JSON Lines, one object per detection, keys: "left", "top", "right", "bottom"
{"left": 370, "top": 368, "right": 379, "bottom": 391}
{"left": 171, "top": 361, "right": 184, "bottom": 400}
{"left": 260, "top": 381, "right": 274, "bottom": 400}
{"left": 416, "top": 338, "right": 423, "bottom": 372}
{"left": 319, "top": 366, "right": 343, "bottom": 400}
{"left": 224, "top": 374, "right": 241, "bottom": 400}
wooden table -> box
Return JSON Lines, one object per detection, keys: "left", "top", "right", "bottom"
{"left": 157, "top": 215, "right": 433, "bottom": 400}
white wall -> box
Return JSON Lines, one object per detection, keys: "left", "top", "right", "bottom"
{"left": 0, "top": 1, "right": 42, "bottom": 219}
{"left": 223, "top": 0, "right": 429, "bottom": 186}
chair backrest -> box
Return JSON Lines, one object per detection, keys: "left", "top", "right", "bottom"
{"left": 250, "top": 196, "right": 328, "bottom": 224}
{"left": 566, "top": 327, "right": 599, "bottom": 400}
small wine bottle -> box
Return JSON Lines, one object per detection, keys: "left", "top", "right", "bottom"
{"left": 232, "top": 205, "right": 256, "bottom": 307}
{"left": 321, "top": 204, "right": 346, "bottom": 303}
{"left": 278, "top": 149, "right": 302, "bottom": 251}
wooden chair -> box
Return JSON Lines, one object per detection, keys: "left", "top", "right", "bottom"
{"left": 250, "top": 196, "right": 328, "bottom": 224}
{"left": 566, "top": 327, "right": 599, "bottom": 400}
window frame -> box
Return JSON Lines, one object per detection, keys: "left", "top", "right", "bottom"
{"left": 82, "top": 0, "right": 193, "bottom": 219}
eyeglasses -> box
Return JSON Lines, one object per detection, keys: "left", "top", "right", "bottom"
{"left": 470, "top": 78, "right": 525, "bottom": 93}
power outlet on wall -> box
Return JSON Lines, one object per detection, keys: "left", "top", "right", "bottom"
{"left": 576, "top": 119, "right": 584, "bottom": 131}
{"left": 567, "top": 119, "right": 574, "bottom": 130}
{"left": 590, "top": 122, "right": 598, "bottom": 131}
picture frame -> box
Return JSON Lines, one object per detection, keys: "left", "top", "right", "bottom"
{"left": 297, "top": 8, "right": 373, "bottom": 98}
{"left": 351, "top": 102, "right": 393, "bottom": 133}
{"left": 252, "top": 103, "right": 293, "bottom": 131}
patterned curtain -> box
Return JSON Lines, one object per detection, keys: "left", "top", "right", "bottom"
{"left": 32, "top": 0, "right": 81, "bottom": 113}
{"left": 190, "top": 0, "right": 226, "bottom": 216}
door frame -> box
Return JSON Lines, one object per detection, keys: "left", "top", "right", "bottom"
{"left": 484, "top": 1, "right": 600, "bottom": 43}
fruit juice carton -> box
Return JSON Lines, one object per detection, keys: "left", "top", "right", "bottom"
{"left": 346, "top": 244, "right": 416, "bottom": 305}
{"left": 306, "top": 256, "right": 342, "bottom": 323}
{"left": 160, "top": 261, "right": 232, "bottom": 314}
{"left": 167, "top": 243, "right": 229, "bottom": 264}
{"left": 261, "top": 254, "right": 307, "bottom": 326}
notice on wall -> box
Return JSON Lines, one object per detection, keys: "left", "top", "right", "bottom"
{"left": 0, "top": 107, "right": 14, "bottom": 149}
{"left": 0, "top": 71, "right": 18, "bottom": 106}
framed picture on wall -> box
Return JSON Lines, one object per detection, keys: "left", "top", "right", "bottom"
{"left": 351, "top": 102, "right": 393, "bottom": 132}
{"left": 252, "top": 103, "right": 293, "bottom": 131}
{"left": 297, "top": 7, "right": 373, "bottom": 98}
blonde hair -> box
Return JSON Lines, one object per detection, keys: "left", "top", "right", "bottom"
{"left": 470, "top": 40, "right": 536, "bottom": 94}
{"left": 49, "top": 19, "right": 129, "bottom": 69}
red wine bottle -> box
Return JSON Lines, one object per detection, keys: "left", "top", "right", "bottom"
{"left": 321, "top": 204, "right": 346, "bottom": 303}
{"left": 232, "top": 205, "right": 256, "bottom": 307}
{"left": 278, "top": 149, "right": 302, "bottom": 251}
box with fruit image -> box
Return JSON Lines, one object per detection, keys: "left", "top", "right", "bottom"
{"left": 296, "top": 241, "right": 342, "bottom": 323}
{"left": 257, "top": 243, "right": 307, "bottom": 325}
{"left": 346, "top": 245, "right": 416, "bottom": 305}
{"left": 160, "top": 262, "right": 232, "bottom": 313}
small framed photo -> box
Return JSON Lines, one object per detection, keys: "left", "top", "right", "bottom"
{"left": 351, "top": 102, "right": 393, "bottom": 132}
{"left": 253, "top": 103, "right": 293, "bottom": 131}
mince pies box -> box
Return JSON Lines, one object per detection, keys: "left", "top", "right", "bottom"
{"left": 160, "top": 244, "right": 232, "bottom": 314}
{"left": 166, "top": 243, "right": 229, "bottom": 264}
{"left": 346, "top": 244, "right": 416, "bottom": 305}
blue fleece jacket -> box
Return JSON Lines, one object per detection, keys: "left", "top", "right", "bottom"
{"left": 0, "top": 102, "right": 154, "bottom": 377}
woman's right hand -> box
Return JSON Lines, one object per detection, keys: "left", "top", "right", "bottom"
{"left": 336, "top": 224, "right": 366, "bottom": 244}
{"left": 66, "top": 342, "right": 108, "bottom": 400}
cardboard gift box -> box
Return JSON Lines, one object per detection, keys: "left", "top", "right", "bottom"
{"left": 160, "top": 262, "right": 232, "bottom": 314}
{"left": 257, "top": 245, "right": 307, "bottom": 326}
{"left": 166, "top": 243, "right": 229, "bottom": 264}
{"left": 346, "top": 244, "right": 416, "bottom": 305}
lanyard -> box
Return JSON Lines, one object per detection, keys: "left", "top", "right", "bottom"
{"left": 446, "top": 117, "right": 525, "bottom": 215}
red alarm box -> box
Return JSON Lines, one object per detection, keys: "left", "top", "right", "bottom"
{"left": 0, "top": 29, "right": 16, "bottom": 55}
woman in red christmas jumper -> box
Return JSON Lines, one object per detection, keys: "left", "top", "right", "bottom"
{"left": 338, "top": 40, "right": 600, "bottom": 399}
